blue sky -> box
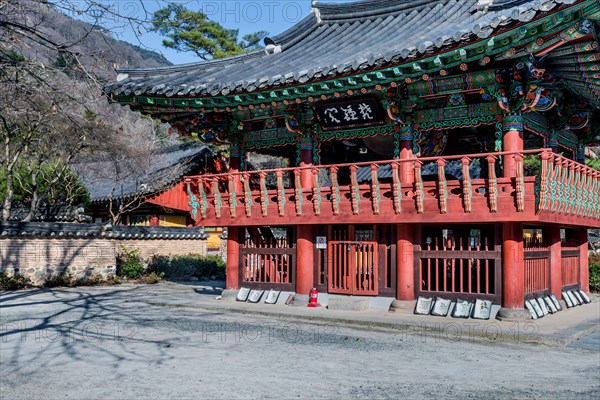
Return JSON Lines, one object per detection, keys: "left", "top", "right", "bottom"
{"left": 100, "top": 1, "right": 316, "bottom": 65}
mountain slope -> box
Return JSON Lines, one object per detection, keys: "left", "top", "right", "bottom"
{"left": 10, "top": 0, "right": 172, "bottom": 80}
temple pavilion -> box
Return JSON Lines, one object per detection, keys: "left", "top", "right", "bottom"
{"left": 105, "top": 0, "right": 600, "bottom": 316}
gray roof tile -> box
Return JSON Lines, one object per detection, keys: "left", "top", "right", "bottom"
{"left": 74, "top": 142, "right": 211, "bottom": 203}
{"left": 0, "top": 221, "right": 210, "bottom": 239}
{"left": 105, "top": 0, "right": 577, "bottom": 98}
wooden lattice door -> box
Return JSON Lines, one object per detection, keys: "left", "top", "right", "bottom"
{"left": 327, "top": 241, "right": 378, "bottom": 296}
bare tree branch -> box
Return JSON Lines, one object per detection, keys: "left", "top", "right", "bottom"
{"left": 0, "top": 0, "right": 176, "bottom": 221}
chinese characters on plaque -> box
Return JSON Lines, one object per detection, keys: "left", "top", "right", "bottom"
{"left": 314, "top": 96, "right": 385, "bottom": 131}
{"left": 264, "top": 289, "right": 281, "bottom": 304}
{"left": 414, "top": 297, "right": 434, "bottom": 315}
{"left": 472, "top": 299, "right": 492, "bottom": 320}
{"left": 236, "top": 287, "right": 250, "bottom": 302}
{"left": 523, "top": 290, "right": 589, "bottom": 319}
{"left": 431, "top": 298, "right": 451, "bottom": 317}
{"left": 451, "top": 299, "right": 472, "bottom": 319}
{"left": 247, "top": 290, "right": 265, "bottom": 303}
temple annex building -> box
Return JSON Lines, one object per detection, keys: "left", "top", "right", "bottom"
{"left": 105, "top": 0, "right": 600, "bottom": 317}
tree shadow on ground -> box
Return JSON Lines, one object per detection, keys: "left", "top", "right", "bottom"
{"left": 0, "top": 286, "right": 216, "bottom": 375}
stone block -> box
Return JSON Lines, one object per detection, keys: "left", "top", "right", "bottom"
{"left": 327, "top": 297, "right": 369, "bottom": 311}
{"left": 496, "top": 308, "right": 532, "bottom": 321}
{"left": 220, "top": 289, "right": 238, "bottom": 302}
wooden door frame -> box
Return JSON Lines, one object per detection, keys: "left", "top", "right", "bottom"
{"left": 238, "top": 246, "right": 297, "bottom": 291}
{"left": 327, "top": 240, "right": 379, "bottom": 296}
{"left": 413, "top": 224, "right": 503, "bottom": 304}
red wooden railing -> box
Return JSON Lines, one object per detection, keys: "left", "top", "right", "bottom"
{"left": 537, "top": 152, "right": 600, "bottom": 219}
{"left": 416, "top": 233, "right": 501, "bottom": 302}
{"left": 240, "top": 237, "right": 295, "bottom": 289}
{"left": 184, "top": 149, "right": 600, "bottom": 225}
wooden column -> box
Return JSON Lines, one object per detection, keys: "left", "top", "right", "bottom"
{"left": 299, "top": 138, "right": 313, "bottom": 189}
{"left": 396, "top": 125, "right": 415, "bottom": 184}
{"left": 296, "top": 225, "right": 315, "bottom": 295}
{"left": 296, "top": 141, "right": 315, "bottom": 292}
{"left": 578, "top": 227, "right": 590, "bottom": 292}
{"left": 226, "top": 227, "right": 241, "bottom": 290}
{"left": 548, "top": 225, "right": 563, "bottom": 299}
{"left": 502, "top": 113, "right": 523, "bottom": 178}
{"left": 502, "top": 222, "right": 524, "bottom": 309}
{"left": 229, "top": 150, "right": 243, "bottom": 193}
{"left": 396, "top": 224, "right": 414, "bottom": 301}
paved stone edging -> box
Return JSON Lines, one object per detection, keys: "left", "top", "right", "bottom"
{"left": 142, "top": 299, "right": 600, "bottom": 348}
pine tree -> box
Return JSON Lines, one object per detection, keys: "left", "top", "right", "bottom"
{"left": 150, "top": 4, "right": 267, "bottom": 60}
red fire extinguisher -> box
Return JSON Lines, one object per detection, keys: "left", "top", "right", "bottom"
{"left": 308, "top": 288, "right": 321, "bottom": 308}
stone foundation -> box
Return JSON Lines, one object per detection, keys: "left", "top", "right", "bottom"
{"left": 1, "top": 238, "right": 116, "bottom": 285}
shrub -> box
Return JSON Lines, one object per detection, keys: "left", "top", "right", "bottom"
{"left": 140, "top": 271, "right": 165, "bottom": 285}
{"left": 117, "top": 245, "right": 144, "bottom": 279}
{"left": 77, "top": 275, "right": 105, "bottom": 287}
{"left": 585, "top": 158, "right": 600, "bottom": 172}
{"left": 149, "top": 254, "right": 226, "bottom": 280}
{"left": 590, "top": 261, "right": 600, "bottom": 293}
{"left": 44, "top": 273, "right": 73, "bottom": 288}
{"left": 0, "top": 273, "right": 30, "bottom": 290}
{"left": 149, "top": 255, "right": 171, "bottom": 275}
{"left": 523, "top": 155, "right": 541, "bottom": 176}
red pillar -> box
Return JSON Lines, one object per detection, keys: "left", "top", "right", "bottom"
{"left": 296, "top": 144, "right": 315, "bottom": 296}
{"left": 502, "top": 222, "right": 524, "bottom": 309}
{"left": 296, "top": 225, "right": 315, "bottom": 295}
{"left": 229, "top": 154, "right": 243, "bottom": 193}
{"left": 226, "top": 226, "right": 240, "bottom": 290}
{"left": 395, "top": 125, "right": 415, "bottom": 185}
{"left": 225, "top": 153, "right": 243, "bottom": 290}
{"left": 399, "top": 140, "right": 414, "bottom": 184}
{"left": 299, "top": 148, "right": 313, "bottom": 188}
{"left": 502, "top": 113, "right": 523, "bottom": 178}
{"left": 396, "top": 224, "right": 415, "bottom": 301}
{"left": 578, "top": 227, "right": 590, "bottom": 292}
{"left": 548, "top": 225, "right": 562, "bottom": 299}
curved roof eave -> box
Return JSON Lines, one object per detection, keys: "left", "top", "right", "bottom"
{"left": 115, "top": 12, "right": 320, "bottom": 77}
{"left": 105, "top": 0, "right": 586, "bottom": 99}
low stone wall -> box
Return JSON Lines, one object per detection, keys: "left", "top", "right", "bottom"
{"left": 119, "top": 239, "right": 207, "bottom": 261}
{"left": 0, "top": 222, "right": 208, "bottom": 286}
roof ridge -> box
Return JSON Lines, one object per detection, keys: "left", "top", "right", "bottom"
{"left": 488, "top": 0, "right": 538, "bottom": 11}
{"left": 116, "top": 50, "right": 265, "bottom": 76}
{"left": 311, "top": 0, "right": 570, "bottom": 20}
{"left": 313, "top": 0, "right": 457, "bottom": 21}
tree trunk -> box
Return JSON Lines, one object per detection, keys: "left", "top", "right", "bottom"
{"left": 2, "top": 171, "right": 14, "bottom": 221}
{"left": 2, "top": 124, "right": 14, "bottom": 221}
{"left": 23, "top": 167, "right": 40, "bottom": 221}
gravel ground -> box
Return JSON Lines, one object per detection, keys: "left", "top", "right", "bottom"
{"left": 1, "top": 286, "right": 599, "bottom": 400}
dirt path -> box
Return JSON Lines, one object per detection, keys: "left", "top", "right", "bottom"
{"left": 1, "top": 287, "right": 598, "bottom": 399}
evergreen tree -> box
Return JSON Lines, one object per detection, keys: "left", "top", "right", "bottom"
{"left": 150, "top": 4, "right": 267, "bottom": 60}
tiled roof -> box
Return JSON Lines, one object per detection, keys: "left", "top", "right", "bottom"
{"left": 7, "top": 206, "right": 92, "bottom": 223}
{"left": 356, "top": 159, "right": 483, "bottom": 182}
{"left": 104, "top": 0, "right": 580, "bottom": 98}
{"left": 75, "top": 142, "right": 211, "bottom": 203}
{"left": 0, "top": 221, "right": 209, "bottom": 240}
